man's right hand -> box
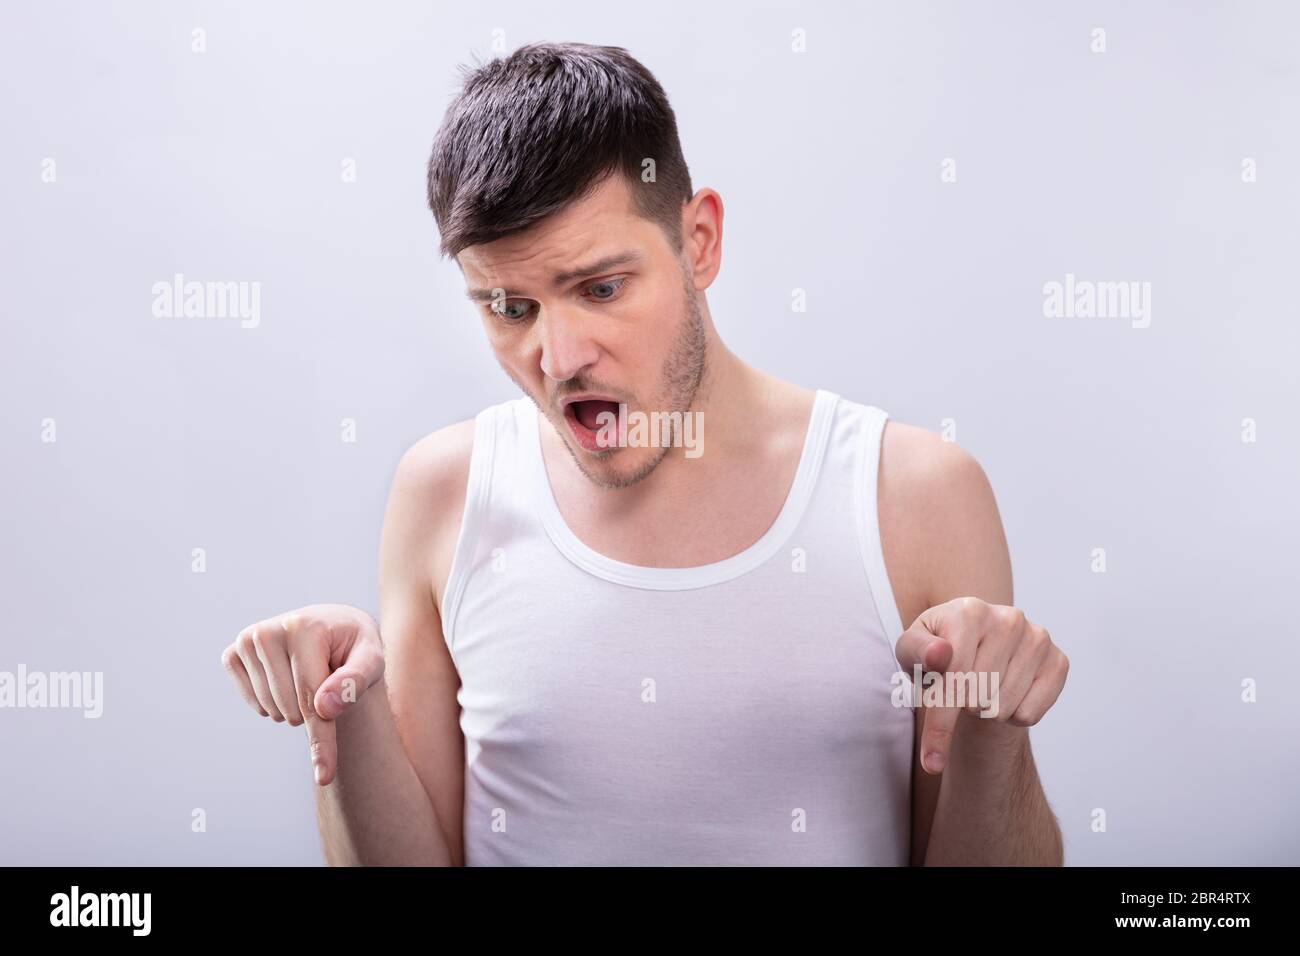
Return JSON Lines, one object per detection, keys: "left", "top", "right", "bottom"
{"left": 221, "top": 604, "right": 386, "bottom": 786}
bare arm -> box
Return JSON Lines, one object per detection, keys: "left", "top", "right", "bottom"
{"left": 315, "top": 677, "right": 453, "bottom": 865}
{"left": 881, "top": 422, "right": 1065, "bottom": 866}
{"left": 313, "top": 423, "right": 474, "bottom": 866}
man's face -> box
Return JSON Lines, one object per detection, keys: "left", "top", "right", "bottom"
{"left": 457, "top": 173, "right": 706, "bottom": 489}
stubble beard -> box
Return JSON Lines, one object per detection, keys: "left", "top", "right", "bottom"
{"left": 531, "top": 273, "right": 708, "bottom": 491}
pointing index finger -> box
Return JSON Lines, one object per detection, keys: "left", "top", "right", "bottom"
{"left": 914, "top": 607, "right": 982, "bottom": 775}
{"left": 288, "top": 639, "right": 338, "bottom": 787}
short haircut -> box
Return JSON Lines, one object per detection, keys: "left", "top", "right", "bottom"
{"left": 426, "top": 42, "right": 694, "bottom": 260}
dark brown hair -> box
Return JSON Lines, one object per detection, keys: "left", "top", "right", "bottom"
{"left": 426, "top": 42, "right": 694, "bottom": 260}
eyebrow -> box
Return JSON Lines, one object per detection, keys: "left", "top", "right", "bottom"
{"left": 465, "top": 250, "right": 645, "bottom": 303}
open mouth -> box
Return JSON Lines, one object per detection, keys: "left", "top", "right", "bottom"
{"left": 567, "top": 399, "right": 620, "bottom": 431}
{"left": 563, "top": 398, "right": 622, "bottom": 451}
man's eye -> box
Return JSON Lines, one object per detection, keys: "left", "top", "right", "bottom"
{"left": 584, "top": 277, "right": 626, "bottom": 301}
{"left": 492, "top": 300, "right": 534, "bottom": 322}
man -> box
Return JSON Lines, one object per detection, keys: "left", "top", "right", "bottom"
{"left": 220, "top": 42, "right": 1068, "bottom": 866}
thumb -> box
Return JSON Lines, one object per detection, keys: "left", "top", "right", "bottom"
{"left": 894, "top": 619, "right": 953, "bottom": 676}
{"left": 314, "top": 638, "right": 384, "bottom": 721}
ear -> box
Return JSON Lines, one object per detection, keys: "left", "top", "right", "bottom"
{"left": 680, "top": 188, "right": 723, "bottom": 291}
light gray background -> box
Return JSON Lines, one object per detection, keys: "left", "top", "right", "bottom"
{"left": 2, "top": 0, "right": 1296, "bottom": 865}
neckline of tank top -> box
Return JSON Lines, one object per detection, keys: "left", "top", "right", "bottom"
{"left": 518, "top": 387, "right": 840, "bottom": 591}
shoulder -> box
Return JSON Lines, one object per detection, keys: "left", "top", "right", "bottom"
{"left": 878, "top": 419, "right": 991, "bottom": 514}
{"left": 876, "top": 417, "right": 1012, "bottom": 628}
{"left": 391, "top": 417, "right": 478, "bottom": 503}
{"left": 380, "top": 417, "right": 479, "bottom": 616}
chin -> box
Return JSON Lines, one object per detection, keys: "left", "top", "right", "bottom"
{"left": 575, "top": 445, "right": 669, "bottom": 490}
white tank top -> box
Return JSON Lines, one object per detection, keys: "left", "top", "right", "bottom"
{"left": 440, "top": 389, "right": 914, "bottom": 865}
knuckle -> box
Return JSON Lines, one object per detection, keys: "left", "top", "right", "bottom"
{"left": 1001, "top": 605, "right": 1026, "bottom": 630}
{"left": 236, "top": 630, "right": 256, "bottom": 655}
{"left": 295, "top": 617, "right": 330, "bottom": 644}
{"left": 362, "top": 613, "right": 383, "bottom": 642}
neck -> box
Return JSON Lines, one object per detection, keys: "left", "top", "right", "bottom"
{"left": 688, "top": 330, "right": 777, "bottom": 458}
{"left": 609, "top": 321, "right": 805, "bottom": 505}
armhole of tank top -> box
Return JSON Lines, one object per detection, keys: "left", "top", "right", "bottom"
{"left": 855, "top": 405, "right": 906, "bottom": 649}
{"left": 439, "top": 404, "right": 498, "bottom": 656}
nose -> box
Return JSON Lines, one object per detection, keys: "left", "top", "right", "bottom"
{"left": 536, "top": 304, "right": 601, "bottom": 384}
